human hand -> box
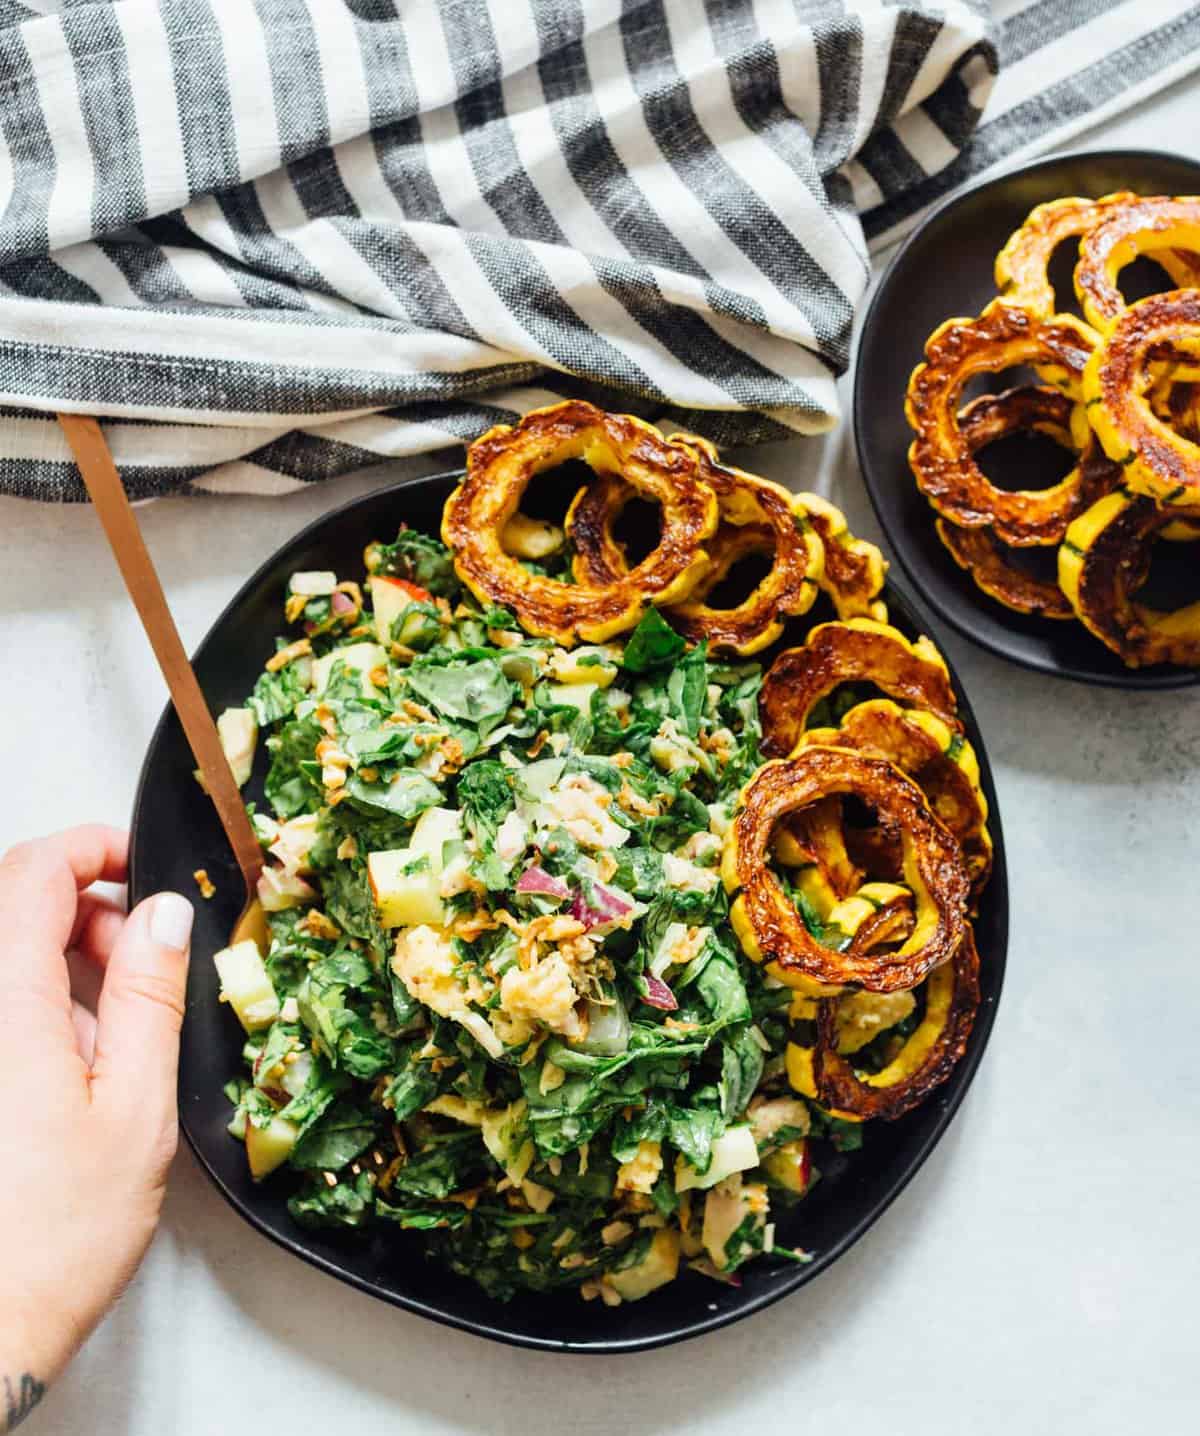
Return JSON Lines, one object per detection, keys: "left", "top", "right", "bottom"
{"left": 0, "top": 826, "right": 192, "bottom": 1432}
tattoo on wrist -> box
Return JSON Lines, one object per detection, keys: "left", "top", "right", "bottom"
{"left": 2, "top": 1374, "right": 45, "bottom": 1433}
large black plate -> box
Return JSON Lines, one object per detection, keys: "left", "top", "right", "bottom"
{"left": 130, "top": 472, "right": 1007, "bottom": 1353}
{"left": 855, "top": 147, "right": 1200, "bottom": 690}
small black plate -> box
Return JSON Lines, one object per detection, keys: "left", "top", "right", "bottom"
{"left": 855, "top": 147, "right": 1200, "bottom": 690}
{"left": 130, "top": 473, "right": 1007, "bottom": 1353}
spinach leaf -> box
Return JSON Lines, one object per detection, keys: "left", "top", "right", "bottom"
{"left": 667, "top": 642, "right": 709, "bottom": 737}
{"left": 390, "top": 1131, "right": 485, "bottom": 1199}
{"left": 372, "top": 528, "right": 459, "bottom": 598}
{"left": 289, "top": 1099, "right": 376, "bottom": 1169}
{"left": 288, "top": 1171, "right": 375, "bottom": 1229}
{"left": 248, "top": 662, "right": 308, "bottom": 727}
{"left": 666, "top": 1104, "right": 724, "bottom": 1174}
{"left": 621, "top": 609, "right": 687, "bottom": 674}
{"left": 343, "top": 768, "right": 441, "bottom": 821}
{"left": 264, "top": 715, "right": 322, "bottom": 818}
{"left": 406, "top": 659, "right": 515, "bottom": 728}
{"left": 719, "top": 1027, "right": 765, "bottom": 1121}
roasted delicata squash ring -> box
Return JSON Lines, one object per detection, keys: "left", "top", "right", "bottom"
{"left": 1149, "top": 374, "right": 1200, "bottom": 446}
{"left": 791, "top": 492, "right": 888, "bottom": 621}
{"left": 759, "top": 619, "right": 959, "bottom": 759}
{"left": 784, "top": 889, "right": 917, "bottom": 1103}
{"left": 810, "top": 924, "right": 981, "bottom": 1122}
{"left": 1082, "top": 291, "right": 1200, "bottom": 504}
{"left": 1074, "top": 195, "right": 1200, "bottom": 331}
{"left": 442, "top": 400, "right": 718, "bottom": 644}
{"left": 1058, "top": 488, "right": 1200, "bottom": 667}
{"left": 797, "top": 699, "right": 992, "bottom": 895}
{"left": 906, "top": 305, "right": 1100, "bottom": 545}
{"left": 722, "top": 748, "right": 969, "bottom": 996}
{"left": 936, "top": 519, "right": 1075, "bottom": 619}
{"left": 995, "top": 192, "right": 1200, "bottom": 319}
{"left": 773, "top": 796, "right": 864, "bottom": 904}
{"left": 567, "top": 436, "right": 823, "bottom": 655}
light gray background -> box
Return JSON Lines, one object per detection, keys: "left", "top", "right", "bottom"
{"left": 2, "top": 82, "right": 1197, "bottom": 1436}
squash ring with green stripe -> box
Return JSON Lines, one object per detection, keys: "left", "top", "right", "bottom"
{"left": 905, "top": 305, "right": 1101, "bottom": 546}
{"left": 759, "top": 619, "right": 959, "bottom": 759}
{"left": 1082, "top": 290, "right": 1200, "bottom": 506}
{"left": 442, "top": 400, "right": 719, "bottom": 645}
{"left": 1074, "top": 195, "right": 1200, "bottom": 332}
{"left": 1058, "top": 487, "right": 1200, "bottom": 667}
{"left": 566, "top": 434, "right": 823, "bottom": 655}
{"left": 995, "top": 192, "right": 1200, "bottom": 323}
{"left": 791, "top": 491, "right": 889, "bottom": 622}
{"left": 809, "top": 924, "right": 981, "bottom": 1122}
{"left": 796, "top": 699, "right": 993, "bottom": 899}
{"left": 721, "top": 748, "right": 969, "bottom": 996}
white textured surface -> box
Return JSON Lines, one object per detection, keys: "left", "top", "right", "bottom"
{"left": 3, "top": 86, "right": 1200, "bottom": 1436}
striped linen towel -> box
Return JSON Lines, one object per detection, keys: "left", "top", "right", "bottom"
{"left": 0, "top": 1, "right": 1190, "bottom": 501}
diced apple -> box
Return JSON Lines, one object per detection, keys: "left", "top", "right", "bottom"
{"left": 702, "top": 1175, "right": 753, "bottom": 1269}
{"left": 288, "top": 570, "right": 338, "bottom": 597}
{"left": 256, "top": 866, "right": 317, "bottom": 912}
{"left": 217, "top": 707, "right": 258, "bottom": 788}
{"left": 370, "top": 574, "right": 429, "bottom": 644}
{"left": 408, "top": 806, "right": 462, "bottom": 870}
{"left": 245, "top": 1113, "right": 299, "bottom": 1180}
{"left": 548, "top": 646, "right": 618, "bottom": 688}
{"left": 311, "top": 641, "right": 387, "bottom": 698}
{"left": 367, "top": 848, "right": 445, "bottom": 927}
{"left": 214, "top": 940, "right": 280, "bottom": 1033}
{"left": 675, "top": 1125, "right": 759, "bottom": 1192}
{"left": 763, "top": 1138, "right": 812, "bottom": 1195}
{"left": 501, "top": 512, "right": 564, "bottom": 560}
{"left": 607, "top": 1229, "right": 680, "bottom": 1301}
{"left": 543, "top": 680, "right": 599, "bottom": 713}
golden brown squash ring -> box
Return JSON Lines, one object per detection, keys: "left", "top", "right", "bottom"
{"left": 936, "top": 519, "right": 1074, "bottom": 620}
{"left": 1082, "top": 291, "right": 1200, "bottom": 505}
{"left": 791, "top": 492, "right": 889, "bottom": 622}
{"left": 797, "top": 699, "right": 993, "bottom": 896}
{"left": 995, "top": 192, "right": 1200, "bottom": 320}
{"left": 810, "top": 924, "right": 981, "bottom": 1122}
{"left": 759, "top": 619, "right": 959, "bottom": 759}
{"left": 1058, "top": 488, "right": 1200, "bottom": 667}
{"left": 1074, "top": 196, "right": 1200, "bottom": 332}
{"left": 721, "top": 748, "right": 969, "bottom": 996}
{"left": 905, "top": 304, "right": 1099, "bottom": 545}
{"left": 784, "top": 891, "right": 917, "bottom": 1103}
{"left": 566, "top": 436, "right": 823, "bottom": 655}
{"left": 442, "top": 400, "right": 718, "bottom": 644}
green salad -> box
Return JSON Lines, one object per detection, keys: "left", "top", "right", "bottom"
{"left": 212, "top": 526, "right": 859, "bottom": 1305}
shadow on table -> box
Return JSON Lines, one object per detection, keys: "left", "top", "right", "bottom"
{"left": 145, "top": 1113, "right": 970, "bottom": 1436}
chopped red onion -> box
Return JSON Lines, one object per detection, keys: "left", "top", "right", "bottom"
{"left": 642, "top": 975, "right": 678, "bottom": 1011}
{"left": 515, "top": 865, "right": 570, "bottom": 901}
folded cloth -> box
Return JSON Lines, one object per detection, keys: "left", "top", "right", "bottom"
{"left": 0, "top": 0, "right": 997, "bottom": 498}
{"left": 0, "top": 2, "right": 1194, "bottom": 502}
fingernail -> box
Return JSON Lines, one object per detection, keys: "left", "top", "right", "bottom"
{"left": 150, "top": 892, "right": 194, "bottom": 951}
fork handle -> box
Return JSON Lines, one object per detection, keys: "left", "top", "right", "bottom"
{"left": 59, "top": 414, "right": 263, "bottom": 893}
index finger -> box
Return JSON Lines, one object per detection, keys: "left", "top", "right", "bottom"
{"left": 0, "top": 825, "right": 129, "bottom": 974}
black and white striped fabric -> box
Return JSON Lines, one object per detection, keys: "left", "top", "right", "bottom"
{"left": 0, "top": 1, "right": 1190, "bottom": 501}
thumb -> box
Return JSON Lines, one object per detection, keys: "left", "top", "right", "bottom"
{"left": 91, "top": 892, "right": 193, "bottom": 1122}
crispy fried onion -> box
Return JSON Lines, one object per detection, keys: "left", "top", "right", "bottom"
{"left": 442, "top": 400, "right": 718, "bottom": 643}
{"left": 759, "top": 619, "right": 959, "bottom": 759}
{"left": 808, "top": 924, "right": 981, "bottom": 1121}
{"left": 995, "top": 192, "right": 1200, "bottom": 320}
{"left": 566, "top": 436, "right": 822, "bottom": 655}
{"left": 1082, "top": 290, "right": 1200, "bottom": 505}
{"left": 906, "top": 306, "right": 1100, "bottom": 545}
{"left": 722, "top": 748, "right": 969, "bottom": 995}
{"left": 1074, "top": 195, "right": 1200, "bottom": 332}
{"left": 1058, "top": 487, "right": 1200, "bottom": 667}
{"left": 796, "top": 699, "right": 992, "bottom": 895}
{"left": 791, "top": 492, "right": 889, "bottom": 621}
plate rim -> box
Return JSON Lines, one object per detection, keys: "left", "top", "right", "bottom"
{"left": 853, "top": 143, "right": 1200, "bottom": 692}
{"left": 132, "top": 468, "right": 1008, "bottom": 1354}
